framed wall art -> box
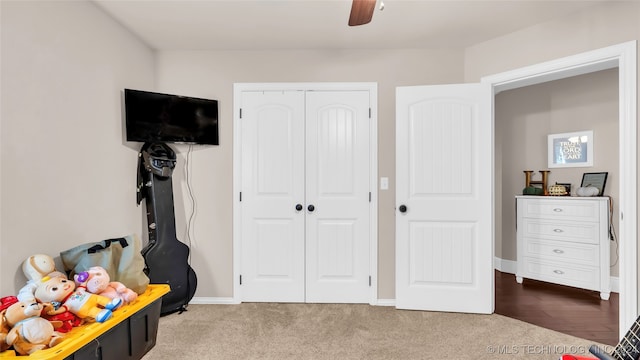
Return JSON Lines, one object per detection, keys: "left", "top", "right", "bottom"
{"left": 548, "top": 130, "right": 593, "bottom": 168}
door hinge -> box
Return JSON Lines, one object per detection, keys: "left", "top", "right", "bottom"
{"left": 369, "top": 192, "right": 372, "bottom": 202}
{"left": 239, "top": 275, "right": 242, "bottom": 285}
{"left": 368, "top": 108, "right": 371, "bottom": 119}
{"left": 239, "top": 108, "right": 243, "bottom": 119}
{"left": 239, "top": 192, "right": 242, "bottom": 202}
{"left": 369, "top": 276, "right": 372, "bottom": 287}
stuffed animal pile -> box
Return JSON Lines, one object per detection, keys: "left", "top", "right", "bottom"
{"left": 0, "top": 254, "right": 137, "bottom": 356}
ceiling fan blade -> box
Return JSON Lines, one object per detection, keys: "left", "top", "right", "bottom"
{"left": 348, "top": 0, "right": 376, "bottom": 26}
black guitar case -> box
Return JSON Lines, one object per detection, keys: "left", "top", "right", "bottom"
{"left": 137, "top": 142, "right": 197, "bottom": 315}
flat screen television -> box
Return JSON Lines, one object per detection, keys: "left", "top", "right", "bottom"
{"left": 124, "top": 89, "right": 219, "bottom": 145}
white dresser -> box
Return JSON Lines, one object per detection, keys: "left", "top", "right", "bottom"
{"left": 515, "top": 196, "right": 610, "bottom": 300}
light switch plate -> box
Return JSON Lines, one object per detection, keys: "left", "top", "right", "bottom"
{"left": 380, "top": 177, "right": 389, "bottom": 190}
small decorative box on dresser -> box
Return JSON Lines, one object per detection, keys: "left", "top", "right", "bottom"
{"left": 515, "top": 195, "right": 611, "bottom": 300}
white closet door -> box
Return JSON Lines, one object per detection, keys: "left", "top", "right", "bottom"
{"left": 395, "top": 83, "right": 493, "bottom": 313}
{"left": 240, "top": 89, "right": 371, "bottom": 303}
{"left": 305, "top": 91, "right": 371, "bottom": 303}
{"left": 240, "top": 91, "right": 305, "bottom": 302}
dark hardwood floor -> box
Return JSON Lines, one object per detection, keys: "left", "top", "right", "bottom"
{"left": 495, "top": 270, "right": 619, "bottom": 346}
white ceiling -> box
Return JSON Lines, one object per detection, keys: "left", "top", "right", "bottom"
{"left": 94, "top": 0, "right": 615, "bottom": 51}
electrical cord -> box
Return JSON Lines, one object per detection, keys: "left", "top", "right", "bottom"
{"left": 608, "top": 195, "right": 619, "bottom": 268}
{"left": 184, "top": 144, "right": 197, "bottom": 263}
{"left": 179, "top": 144, "right": 198, "bottom": 312}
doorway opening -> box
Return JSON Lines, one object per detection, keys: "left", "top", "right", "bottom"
{"left": 482, "top": 41, "right": 637, "bottom": 337}
{"left": 492, "top": 68, "right": 620, "bottom": 344}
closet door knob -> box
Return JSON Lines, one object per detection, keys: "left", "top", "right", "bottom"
{"left": 295, "top": 204, "right": 303, "bottom": 211}
{"left": 308, "top": 204, "right": 315, "bottom": 212}
{"left": 399, "top": 205, "right": 407, "bottom": 213}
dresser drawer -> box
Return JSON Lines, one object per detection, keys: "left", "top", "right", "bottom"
{"left": 522, "top": 238, "right": 599, "bottom": 266}
{"left": 520, "top": 199, "right": 600, "bottom": 221}
{"left": 520, "top": 257, "right": 599, "bottom": 290}
{"left": 520, "top": 218, "right": 599, "bottom": 245}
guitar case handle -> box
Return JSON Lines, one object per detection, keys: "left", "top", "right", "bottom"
{"left": 87, "top": 238, "right": 129, "bottom": 254}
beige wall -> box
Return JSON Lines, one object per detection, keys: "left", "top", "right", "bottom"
{"left": 0, "top": 1, "right": 155, "bottom": 295}
{"left": 495, "top": 69, "right": 619, "bottom": 275}
{"left": 2, "top": 0, "right": 638, "bottom": 302}
{"left": 0, "top": 0, "right": 465, "bottom": 300}
{"left": 465, "top": 1, "right": 639, "bottom": 286}
{"left": 156, "top": 2, "right": 640, "bottom": 300}
{"left": 155, "top": 49, "right": 465, "bottom": 299}
{"left": 464, "top": 3, "right": 640, "bottom": 81}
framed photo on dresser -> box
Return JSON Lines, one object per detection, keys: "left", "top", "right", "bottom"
{"left": 580, "top": 172, "right": 608, "bottom": 196}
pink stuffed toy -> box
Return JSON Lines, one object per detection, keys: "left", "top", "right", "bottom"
{"left": 79, "top": 266, "right": 137, "bottom": 305}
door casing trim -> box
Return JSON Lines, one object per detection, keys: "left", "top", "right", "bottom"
{"left": 482, "top": 40, "right": 637, "bottom": 335}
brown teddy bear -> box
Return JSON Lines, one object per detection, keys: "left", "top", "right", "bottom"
{"left": 0, "top": 295, "right": 19, "bottom": 351}
{"left": 2, "top": 301, "right": 63, "bottom": 355}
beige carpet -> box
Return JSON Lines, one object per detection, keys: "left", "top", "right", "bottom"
{"left": 142, "top": 303, "right": 610, "bottom": 360}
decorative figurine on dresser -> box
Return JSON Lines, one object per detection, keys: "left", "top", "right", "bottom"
{"left": 515, "top": 196, "right": 611, "bottom": 300}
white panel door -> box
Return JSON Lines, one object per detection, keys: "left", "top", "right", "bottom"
{"left": 240, "top": 91, "right": 305, "bottom": 302}
{"left": 240, "top": 89, "right": 371, "bottom": 303}
{"left": 396, "top": 83, "right": 493, "bottom": 313}
{"left": 305, "top": 91, "right": 371, "bottom": 303}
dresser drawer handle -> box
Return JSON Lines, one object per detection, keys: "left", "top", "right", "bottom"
{"left": 553, "top": 249, "right": 564, "bottom": 254}
{"left": 553, "top": 270, "right": 565, "bottom": 275}
{"left": 553, "top": 229, "right": 564, "bottom": 233}
{"left": 553, "top": 208, "right": 563, "bottom": 212}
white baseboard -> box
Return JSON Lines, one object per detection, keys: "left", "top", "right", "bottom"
{"left": 374, "top": 299, "right": 396, "bottom": 307}
{"left": 192, "top": 259, "right": 619, "bottom": 306}
{"left": 493, "top": 256, "right": 620, "bottom": 293}
{"left": 189, "top": 297, "right": 239, "bottom": 305}
{"left": 611, "top": 277, "right": 620, "bottom": 293}
{"left": 494, "top": 257, "right": 517, "bottom": 274}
